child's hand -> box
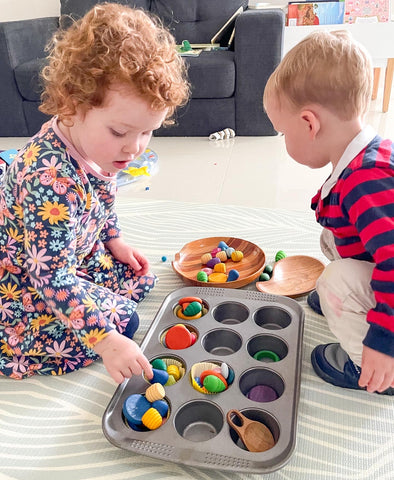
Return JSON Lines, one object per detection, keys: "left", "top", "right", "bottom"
{"left": 106, "top": 237, "right": 150, "bottom": 276}
{"left": 359, "top": 346, "right": 394, "bottom": 393}
{"left": 93, "top": 330, "right": 153, "bottom": 384}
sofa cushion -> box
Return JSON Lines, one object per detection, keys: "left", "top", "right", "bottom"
{"left": 186, "top": 51, "right": 235, "bottom": 99}
{"left": 60, "top": 0, "right": 151, "bottom": 29}
{"left": 151, "top": 0, "right": 248, "bottom": 44}
{"left": 14, "top": 58, "right": 47, "bottom": 102}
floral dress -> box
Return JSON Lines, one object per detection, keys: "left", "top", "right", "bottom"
{"left": 0, "top": 119, "right": 156, "bottom": 379}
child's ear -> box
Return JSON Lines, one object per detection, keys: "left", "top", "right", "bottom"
{"left": 300, "top": 109, "right": 320, "bottom": 139}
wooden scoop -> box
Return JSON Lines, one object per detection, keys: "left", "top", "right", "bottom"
{"left": 226, "top": 409, "right": 275, "bottom": 453}
{"left": 256, "top": 255, "right": 325, "bottom": 298}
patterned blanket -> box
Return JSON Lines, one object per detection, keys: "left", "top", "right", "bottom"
{"left": 1, "top": 199, "right": 393, "bottom": 480}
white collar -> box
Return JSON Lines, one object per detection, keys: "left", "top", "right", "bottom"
{"left": 320, "top": 125, "right": 377, "bottom": 199}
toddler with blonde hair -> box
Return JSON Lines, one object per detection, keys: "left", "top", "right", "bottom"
{"left": 0, "top": 3, "right": 189, "bottom": 383}
{"left": 264, "top": 30, "right": 394, "bottom": 395}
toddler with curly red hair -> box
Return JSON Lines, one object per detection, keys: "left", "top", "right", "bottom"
{"left": 0, "top": 3, "right": 189, "bottom": 383}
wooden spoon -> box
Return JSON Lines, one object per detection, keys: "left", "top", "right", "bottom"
{"left": 256, "top": 255, "right": 325, "bottom": 298}
{"left": 226, "top": 409, "right": 275, "bottom": 452}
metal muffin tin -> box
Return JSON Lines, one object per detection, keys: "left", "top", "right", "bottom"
{"left": 102, "top": 286, "right": 304, "bottom": 474}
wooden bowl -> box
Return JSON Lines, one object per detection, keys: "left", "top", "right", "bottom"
{"left": 256, "top": 255, "right": 325, "bottom": 298}
{"left": 172, "top": 237, "right": 265, "bottom": 289}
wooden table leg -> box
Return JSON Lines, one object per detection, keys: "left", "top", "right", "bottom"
{"left": 372, "top": 67, "right": 380, "bottom": 100}
{"left": 383, "top": 58, "right": 394, "bottom": 113}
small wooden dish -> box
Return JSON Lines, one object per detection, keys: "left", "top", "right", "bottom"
{"left": 256, "top": 255, "right": 325, "bottom": 298}
{"left": 172, "top": 237, "right": 265, "bottom": 289}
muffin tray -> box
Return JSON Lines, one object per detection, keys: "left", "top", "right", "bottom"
{"left": 102, "top": 287, "right": 304, "bottom": 473}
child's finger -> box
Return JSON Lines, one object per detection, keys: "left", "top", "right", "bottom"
{"left": 139, "top": 355, "right": 153, "bottom": 379}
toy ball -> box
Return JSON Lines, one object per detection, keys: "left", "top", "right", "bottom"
{"left": 264, "top": 264, "right": 273, "bottom": 275}
{"left": 259, "top": 272, "right": 271, "bottom": 281}
{"left": 275, "top": 250, "right": 287, "bottom": 261}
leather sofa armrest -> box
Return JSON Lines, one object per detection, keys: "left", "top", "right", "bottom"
{"left": 234, "top": 9, "right": 284, "bottom": 136}
{"left": 0, "top": 17, "right": 58, "bottom": 136}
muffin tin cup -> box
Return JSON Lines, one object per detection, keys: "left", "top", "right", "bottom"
{"left": 103, "top": 287, "right": 304, "bottom": 474}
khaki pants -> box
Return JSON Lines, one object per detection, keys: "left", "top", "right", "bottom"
{"left": 315, "top": 230, "right": 376, "bottom": 366}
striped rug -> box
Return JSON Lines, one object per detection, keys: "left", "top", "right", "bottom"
{"left": 1, "top": 199, "right": 393, "bottom": 480}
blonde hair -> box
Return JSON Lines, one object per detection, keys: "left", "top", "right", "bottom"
{"left": 39, "top": 2, "right": 189, "bottom": 125}
{"left": 263, "top": 30, "right": 372, "bottom": 120}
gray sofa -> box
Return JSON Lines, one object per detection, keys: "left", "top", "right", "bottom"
{"left": 0, "top": 0, "right": 284, "bottom": 137}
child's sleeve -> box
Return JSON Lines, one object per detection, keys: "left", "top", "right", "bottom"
{"left": 100, "top": 210, "right": 122, "bottom": 243}
{"left": 342, "top": 168, "right": 394, "bottom": 357}
{"left": 19, "top": 169, "right": 121, "bottom": 350}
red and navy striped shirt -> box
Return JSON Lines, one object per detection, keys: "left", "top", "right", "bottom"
{"left": 312, "top": 128, "right": 394, "bottom": 357}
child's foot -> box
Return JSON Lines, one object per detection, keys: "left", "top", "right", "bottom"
{"left": 307, "top": 290, "right": 323, "bottom": 315}
{"left": 311, "top": 343, "right": 394, "bottom": 395}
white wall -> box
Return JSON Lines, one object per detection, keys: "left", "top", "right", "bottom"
{"left": 0, "top": 0, "right": 60, "bottom": 21}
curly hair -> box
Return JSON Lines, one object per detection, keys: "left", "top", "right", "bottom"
{"left": 39, "top": 2, "right": 190, "bottom": 125}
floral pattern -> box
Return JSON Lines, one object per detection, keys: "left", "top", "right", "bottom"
{"left": 0, "top": 119, "right": 156, "bottom": 379}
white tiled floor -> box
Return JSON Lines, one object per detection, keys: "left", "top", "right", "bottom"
{"left": 1, "top": 90, "right": 393, "bottom": 212}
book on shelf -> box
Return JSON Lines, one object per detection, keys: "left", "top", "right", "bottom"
{"left": 287, "top": 1, "right": 345, "bottom": 25}
{"left": 344, "top": 0, "right": 390, "bottom": 23}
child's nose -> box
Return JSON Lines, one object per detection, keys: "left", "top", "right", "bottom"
{"left": 122, "top": 137, "right": 140, "bottom": 155}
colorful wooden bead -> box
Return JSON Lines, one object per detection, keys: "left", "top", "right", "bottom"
{"left": 183, "top": 301, "right": 202, "bottom": 316}
{"left": 150, "top": 368, "right": 169, "bottom": 385}
{"left": 206, "top": 257, "right": 221, "bottom": 268}
{"left": 226, "top": 247, "right": 235, "bottom": 258}
{"left": 275, "top": 250, "right": 286, "bottom": 261}
{"left": 227, "top": 269, "right": 239, "bottom": 282}
{"left": 221, "top": 362, "right": 229, "bottom": 379}
{"left": 151, "top": 358, "right": 167, "bottom": 371}
{"left": 211, "top": 247, "right": 221, "bottom": 256}
{"left": 259, "top": 272, "right": 271, "bottom": 281}
{"left": 145, "top": 382, "right": 165, "bottom": 402}
{"left": 264, "top": 264, "right": 273, "bottom": 275}
{"left": 167, "top": 364, "right": 181, "bottom": 381}
{"left": 165, "top": 375, "right": 176, "bottom": 386}
{"left": 203, "top": 375, "right": 227, "bottom": 393}
{"left": 201, "top": 253, "right": 212, "bottom": 265}
{"left": 197, "top": 271, "right": 208, "bottom": 282}
{"left": 213, "top": 262, "right": 226, "bottom": 273}
{"left": 218, "top": 241, "right": 229, "bottom": 250}
{"left": 123, "top": 394, "right": 151, "bottom": 426}
{"left": 215, "top": 250, "right": 228, "bottom": 262}
{"left": 142, "top": 407, "right": 163, "bottom": 430}
{"left": 231, "top": 250, "right": 243, "bottom": 262}
{"left": 208, "top": 272, "right": 227, "bottom": 283}
{"left": 151, "top": 400, "right": 169, "bottom": 417}
{"left": 201, "top": 267, "right": 213, "bottom": 275}
{"left": 165, "top": 324, "right": 193, "bottom": 349}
